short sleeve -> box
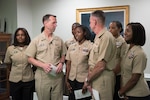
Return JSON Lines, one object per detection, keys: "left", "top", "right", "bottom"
{"left": 120, "top": 42, "right": 128, "bottom": 58}
{"left": 97, "top": 36, "right": 114, "bottom": 62}
{"left": 4, "top": 46, "right": 12, "bottom": 64}
{"left": 132, "top": 52, "right": 147, "bottom": 74}
{"left": 25, "top": 40, "right": 37, "bottom": 58}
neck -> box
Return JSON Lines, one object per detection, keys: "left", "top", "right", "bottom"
{"left": 18, "top": 44, "right": 25, "bottom": 47}
{"left": 44, "top": 30, "right": 52, "bottom": 38}
{"left": 94, "top": 25, "right": 104, "bottom": 35}
{"left": 129, "top": 44, "right": 135, "bottom": 49}
{"left": 78, "top": 39, "right": 85, "bottom": 45}
{"left": 114, "top": 33, "right": 120, "bottom": 38}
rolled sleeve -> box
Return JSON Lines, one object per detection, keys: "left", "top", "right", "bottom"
{"left": 25, "top": 40, "right": 37, "bottom": 58}
{"left": 4, "top": 46, "right": 12, "bottom": 64}
{"left": 132, "top": 53, "right": 147, "bottom": 74}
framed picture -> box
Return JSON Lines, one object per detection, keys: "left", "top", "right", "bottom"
{"left": 76, "top": 5, "right": 129, "bottom": 35}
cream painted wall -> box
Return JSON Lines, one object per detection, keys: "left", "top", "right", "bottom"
{"left": 31, "top": 0, "right": 150, "bottom": 73}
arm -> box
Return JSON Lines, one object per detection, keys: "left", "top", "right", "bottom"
{"left": 113, "top": 41, "right": 128, "bottom": 75}
{"left": 113, "top": 61, "right": 121, "bottom": 75}
{"left": 56, "top": 39, "right": 67, "bottom": 73}
{"left": 118, "top": 73, "right": 141, "bottom": 96}
{"left": 87, "top": 60, "right": 106, "bottom": 83}
{"left": 28, "top": 57, "right": 51, "bottom": 73}
{"left": 56, "top": 55, "right": 65, "bottom": 73}
{"left": 82, "top": 60, "right": 106, "bottom": 94}
{"left": 65, "top": 60, "right": 72, "bottom": 92}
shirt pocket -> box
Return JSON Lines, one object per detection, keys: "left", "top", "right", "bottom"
{"left": 37, "top": 44, "right": 48, "bottom": 58}
{"left": 93, "top": 45, "right": 99, "bottom": 60}
{"left": 54, "top": 42, "right": 61, "bottom": 56}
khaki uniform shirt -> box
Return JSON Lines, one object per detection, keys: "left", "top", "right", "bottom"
{"left": 66, "top": 40, "right": 93, "bottom": 82}
{"left": 115, "top": 35, "right": 128, "bottom": 75}
{"left": 65, "top": 37, "right": 76, "bottom": 49}
{"left": 25, "top": 33, "right": 66, "bottom": 76}
{"left": 89, "top": 28, "right": 116, "bottom": 100}
{"left": 89, "top": 28, "right": 116, "bottom": 70}
{"left": 4, "top": 45, "right": 34, "bottom": 82}
{"left": 121, "top": 45, "right": 150, "bottom": 97}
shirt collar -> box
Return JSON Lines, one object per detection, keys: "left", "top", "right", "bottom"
{"left": 95, "top": 27, "right": 107, "bottom": 39}
{"left": 41, "top": 32, "right": 57, "bottom": 43}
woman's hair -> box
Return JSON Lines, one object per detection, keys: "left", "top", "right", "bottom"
{"left": 127, "top": 22, "right": 146, "bottom": 46}
{"left": 76, "top": 25, "right": 93, "bottom": 42}
{"left": 112, "top": 21, "right": 123, "bottom": 33}
{"left": 13, "top": 28, "right": 31, "bottom": 46}
{"left": 72, "top": 22, "right": 80, "bottom": 27}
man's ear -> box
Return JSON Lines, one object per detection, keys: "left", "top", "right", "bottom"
{"left": 94, "top": 19, "right": 97, "bottom": 25}
{"left": 44, "top": 20, "right": 48, "bottom": 25}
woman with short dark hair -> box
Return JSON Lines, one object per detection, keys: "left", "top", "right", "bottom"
{"left": 118, "top": 23, "right": 150, "bottom": 100}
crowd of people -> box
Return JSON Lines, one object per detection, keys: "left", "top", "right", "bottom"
{"left": 4, "top": 10, "right": 150, "bottom": 100}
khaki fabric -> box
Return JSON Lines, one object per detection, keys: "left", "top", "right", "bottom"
{"left": 121, "top": 45, "right": 150, "bottom": 97}
{"left": 4, "top": 45, "right": 34, "bottom": 82}
{"left": 66, "top": 40, "right": 93, "bottom": 82}
{"left": 114, "top": 35, "right": 128, "bottom": 75}
{"left": 35, "top": 69, "right": 63, "bottom": 100}
{"left": 89, "top": 28, "right": 116, "bottom": 100}
{"left": 26, "top": 33, "right": 66, "bottom": 66}
{"left": 25, "top": 32, "right": 66, "bottom": 100}
{"left": 65, "top": 37, "right": 76, "bottom": 49}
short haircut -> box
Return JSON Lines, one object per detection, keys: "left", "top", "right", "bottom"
{"left": 42, "top": 14, "right": 56, "bottom": 24}
{"left": 13, "top": 28, "right": 31, "bottom": 46}
{"left": 91, "top": 10, "right": 105, "bottom": 24}
{"left": 127, "top": 22, "right": 146, "bottom": 46}
{"left": 75, "top": 25, "right": 93, "bottom": 42}
{"left": 111, "top": 21, "right": 123, "bottom": 33}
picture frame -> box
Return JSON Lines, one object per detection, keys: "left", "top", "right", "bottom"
{"left": 76, "top": 5, "right": 129, "bottom": 33}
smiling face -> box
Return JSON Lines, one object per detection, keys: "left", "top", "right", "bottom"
{"left": 124, "top": 25, "right": 133, "bottom": 44}
{"left": 16, "top": 30, "right": 26, "bottom": 44}
{"left": 75, "top": 27, "right": 85, "bottom": 42}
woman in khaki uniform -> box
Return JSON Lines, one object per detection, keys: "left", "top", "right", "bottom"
{"left": 118, "top": 22, "right": 150, "bottom": 100}
{"left": 109, "top": 21, "right": 128, "bottom": 100}
{"left": 65, "top": 22, "right": 80, "bottom": 49}
{"left": 4, "top": 28, "right": 34, "bottom": 100}
{"left": 65, "top": 25, "right": 93, "bottom": 100}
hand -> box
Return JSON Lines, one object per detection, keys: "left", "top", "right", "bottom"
{"left": 113, "top": 68, "right": 117, "bottom": 75}
{"left": 66, "top": 81, "right": 72, "bottom": 93}
{"left": 42, "top": 63, "right": 52, "bottom": 73}
{"left": 56, "top": 63, "right": 63, "bottom": 73}
{"left": 118, "top": 90, "right": 128, "bottom": 100}
{"left": 87, "top": 85, "right": 93, "bottom": 96}
{"left": 82, "top": 81, "right": 89, "bottom": 94}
